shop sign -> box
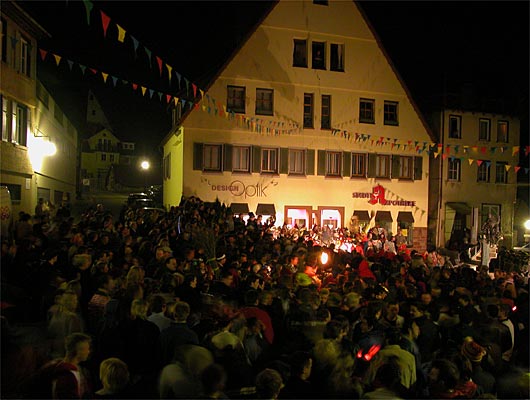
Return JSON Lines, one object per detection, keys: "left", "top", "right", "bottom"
{"left": 204, "top": 178, "right": 278, "bottom": 199}
{"left": 352, "top": 184, "right": 416, "bottom": 207}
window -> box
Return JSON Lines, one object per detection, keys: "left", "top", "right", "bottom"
{"left": 1, "top": 95, "right": 8, "bottom": 141}
{"left": 448, "top": 115, "right": 462, "bottom": 139}
{"left": 256, "top": 88, "right": 273, "bottom": 116}
{"left": 398, "top": 156, "right": 413, "bottom": 179}
{"left": 303, "top": 93, "right": 314, "bottom": 128}
{"left": 1, "top": 18, "right": 6, "bottom": 63}
{"left": 321, "top": 95, "right": 331, "bottom": 129}
{"left": 359, "top": 98, "right": 375, "bottom": 124}
{"left": 384, "top": 101, "right": 398, "bottom": 126}
{"left": 448, "top": 158, "right": 461, "bottom": 181}
{"left": 203, "top": 144, "right": 222, "bottom": 171}
{"left": 495, "top": 162, "right": 508, "bottom": 184}
{"left": 20, "top": 36, "right": 31, "bottom": 77}
{"left": 227, "top": 85, "right": 245, "bottom": 114}
{"left": 0, "top": 183, "right": 21, "bottom": 203}
{"left": 261, "top": 148, "right": 278, "bottom": 173}
{"left": 163, "top": 153, "right": 171, "bottom": 180}
{"left": 37, "top": 82, "right": 49, "bottom": 108}
{"left": 376, "top": 154, "right": 390, "bottom": 178}
{"left": 481, "top": 203, "right": 501, "bottom": 226}
{"left": 293, "top": 39, "right": 307, "bottom": 67}
{"left": 479, "top": 118, "right": 490, "bottom": 141}
{"left": 13, "top": 104, "right": 27, "bottom": 146}
{"left": 351, "top": 153, "right": 367, "bottom": 177}
{"left": 101, "top": 154, "right": 107, "bottom": 161}
{"left": 110, "top": 154, "right": 115, "bottom": 163}
{"left": 54, "top": 105, "right": 64, "bottom": 125}
{"left": 477, "top": 161, "right": 490, "bottom": 182}
{"left": 326, "top": 151, "right": 342, "bottom": 176}
{"left": 312, "top": 41, "right": 326, "bottom": 70}
{"left": 330, "top": 43, "right": 344, "bottom": 72}
{"left": 289, "top": 149, "right": 305, "bottom": 175}
{"left": 233, "top": 146, "right": 250, "bottom": 172}
{"left": 497, "top": 120, "right": 508, "bottom": 142}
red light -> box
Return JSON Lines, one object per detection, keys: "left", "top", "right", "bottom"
{"left": 356, "top": 349, "right": 363, "bottom": 358}
{"left": 512, "top": 306, "right": 517, "bottom": 312}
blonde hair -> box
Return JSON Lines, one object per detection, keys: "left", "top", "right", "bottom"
{"left": 130, "top": 299, "right": 148, "bottom": 319}
{"left": 126, "top": 266, "right": 144, "bottom": 286}
{"left": 99, "top": 357, "right": 129, "bottom": 392}
{"left": 58, "top": 291, "right": 79, "bottom": 313}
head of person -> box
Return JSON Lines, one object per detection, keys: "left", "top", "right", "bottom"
{"left": 149, "top": 294, "right": 167, "bottom": 314}
{"left": 173, "top": 301, "right": 191, "bottom": 322}
{"left": 402, "top": 318, "right": 420, "bottom": 340}
{"left": 65, "top": 333, "right": 91, "bottom": 362}
{"left": 255, "top": 368, "right": 284, "bottom": 399}
{"left": 99, "top": 357, "right": 129, "bottom": 393}
{"left": 130, "top": 299, "right": 148, "bottom": 320}
{"left": 288, "top": 351, "right": 312, "bottom": 380}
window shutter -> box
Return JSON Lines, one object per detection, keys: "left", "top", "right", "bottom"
{"left": 224, "top": 144, "right": 232, "bottom": 172}
{"left": 414, "top": 156, "right": 423, "bottom": 180}
{"left": 252, "top": 146, "right": 261, "bottom": 173}
{"left": 391, "top": 155, "right": 400, "bottom": 179}
{"left": 317, "top": 150, "right": 326, "bottom": 176}
{"left": 193, "top": 143, "right": 203, "bottom": 170}
{"left": 342, "top": 152, "right": 351, "bottom": 177}
{"left": 280, "top": 148, "right": 289, "bottom": 174}
{"left": 367, "top": 153, "right": 377, "bottom": 177}
{"left": 306, "top": 149, "right": 315, "bottom": 175}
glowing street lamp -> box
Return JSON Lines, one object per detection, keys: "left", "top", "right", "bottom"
{"left": 524, "top": 219, "right": 530, "bottom": 231}
{"left": 140, "top": 160, "right": 150, "bottom": 170}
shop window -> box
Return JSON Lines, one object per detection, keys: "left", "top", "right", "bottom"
{"left": 203, "top": 144, "right": 222, "bottom": 172}
{"left": 495, "top": 162, "right": 508, "bottom": 184}
{"left": 261, "top": 148, "right": 278, "bottom": 174}
{"left": 477, "top": 160, "right": 490, "bottom": 182}
{"left": 233, "top": 145, "right": 250, "bottom": 173}
{"left": 479, "top": 118, "right": 491, "bottom": 141}
{"left": 321, "top": 95, "right": 331, "bottom": 129}
{"left": 312, "top": 41, "right": 326, "bottom": 70}
{"left": 293, "top": 39, "right": 307, "bottom": 67}
{"left": 303, "top": 93, "right": 314, "bottom": 128}
{"left": 497, "top": 120, "right": 508, "bottom": 143}
{"left": 448, "top": 158, "right": 461, "bottom": 181}
{"left": 227, "top": 85, "right": 245, "bottom": 114}
{"left": 256, "top": 88, "right": 273, "bottom": 116}
{"left": 449, "top": 115, "right": 462, "bottom": 139}
{"left": 330, "top": 43, "right": 344, "bottom": 72}
{"left": 384, "top": 101, "right": 398, "bottom": 126}
{"left": 359, "top": 98, "right": 375, "bottom": 124}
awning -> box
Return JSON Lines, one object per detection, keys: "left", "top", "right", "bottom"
{"left": 375, "top": 211, "right": 393, "bottom": 222}
{"left": 446, "top": 202, "right": 472, "bottom": 215}
{"left": 353, "top": 210, "right": 371, "bottom": 221}
{"left": 256, "top": 203, "right": 276, "bottom": 215}
{"left": 397, "top": 211, "right": 415, "bottom": 223}
{"left": 230, "top": 202, "right": 249, "bottom": 214}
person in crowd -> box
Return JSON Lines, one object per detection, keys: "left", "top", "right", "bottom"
{"left": 94, "top": 357, "right": 130, "bottom": 399}
{"left": 147, "top": 294, "right": 172, "bottom": 332}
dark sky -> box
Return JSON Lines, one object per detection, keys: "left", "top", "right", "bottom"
{"left": 20, "top": 1, "right": 529, "bottom": 157}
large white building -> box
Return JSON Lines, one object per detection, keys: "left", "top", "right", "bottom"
{"left": 428, "top": 109, "right": 520, "bottom": 249}
{"left": 161, "top": 0, "right": 435, "bottom": 252}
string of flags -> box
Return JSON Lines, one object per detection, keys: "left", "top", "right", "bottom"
{"left": 374, "top": 181, "right": 427, "bottom": 218}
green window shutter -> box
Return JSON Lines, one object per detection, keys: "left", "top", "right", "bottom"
{"left": 306, "top": 149, "right": 315, "bottom": 175}
{"left": 252, "top": 146, "right": 261, "bottom": 173}
{"left": 193, "top": 143, "right": 203, "bottom": 170}
{"left": 317, "top": 150, "right": 326, "bottom": 176}
{"left": 367, "top": 153, "right": 377, "bottom": 178}
{"left": 224, "top": 144, "right": 232, "bottom": 172}
{"left": 391, "top": 155, "right": 400, "bottom": 179}
{"left": 342, "top": 152, "right": 351, "bottom": 177}
{"left": 414, "top": 156, "right": 423, "bottom": 180}
{"left": 280, "top": 148, "right": 289, "bottom": 174}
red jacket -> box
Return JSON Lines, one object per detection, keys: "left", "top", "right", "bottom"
{"left": 239, "top": 306, "right": 274, "bottom": 344}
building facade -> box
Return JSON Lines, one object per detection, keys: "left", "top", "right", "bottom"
{"left": 1, "top": 1, "right": 78, "bottom": 216}
{"left": 428, "top": 109, "right": 520, "bottom": 249}
{"left": 162, "top": 0, "right": 435, "bottom": 252}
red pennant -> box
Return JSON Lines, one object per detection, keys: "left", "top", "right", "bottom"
{"left": 39, "top": 49, "right": 48, "bottom": 60}
{"left": 132, "top": 83, "right": 138, "bottom": 90}
{"left": 445, "top": 146, "right": 450, "bottom": 154}
{"left": 156, "top": 56, "right": 163, "bottom": 76}
{"left": 476, "top": 160, "right": 483, "bottom": 166}
{"left": 195, "top": 102, "right": 200, "bottom": 110}
{"left": 480, "top": 147, "right": 487, "bottom": 154}
{"left": 89, "top": 68, "right": 98, "bottom": 74}
{"left": 514, "top": 166, "right": 521, "bottom": 173}
{"left": 166, "top": 94, "right": 172, "bottom": 103}
{"left": 525, "top": 146, "right": 530, "bottom": 156}
{"left": 192, "top": 83, "right": 197, "bottom": 98}
{"left": 100, "top": 11, "right": 111, "bottom": 37}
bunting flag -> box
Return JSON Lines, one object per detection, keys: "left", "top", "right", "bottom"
{"left": 513, "top": 146, "right": 520, "bottom": 156}
{"left": 82, "top": 0, "right": 93, "bottom": 25}
{"left": 514, "top": 166, "right": 521, "bottom": 173}
{"left": 53, "top": 54, "right": 61, "bottom": 66}
{"left": 166, "top": 94, "right": 172, "bottom": 103}
{"left": 116, "top": 24, "right": 126, "bottom": 43}
{"left": 476, "top": 160, "right": 483, "bottom": 166}
{"left": 39, "top": 49, "right": 48, "bottom": 61}
{"left": 89, "top": 67, "right": 97, "bottom": 74}
{"left": 131, "top": 36, "right": 140, "bottom": 57}
{"left": 184, "top": 77, "right": 190, "bottom": 95}
{"left": 468, "top": 159, "right": 474, "bottom": 165}
{"left": 166, "top": 64, "right": 172, "bottom": 83}
{"left": 156, "top": 56, "right": 163, "bottom": 76}
{"left": 175, "top": 72, "right": 181, "bottom": 88}
{"left": 173, "top": 97, "right": 179, "bottom": 106}
{"left": 480, "top": 147, "right": 487, "bottom": 154}
{"left": 111, "top": 76, "right": 118, "bottom": 86}
{"left": 148, "top": 89, "right": 154, "bottom": 98}
{"left": 199, "top": 89, "right": 204, "bottom": 99}
{"left": 101, "top": 72, "right": 108, "bottom": 83}
{"left": 192, "top": 83, "right": 197, "bottom": 98}
{"left": 505, "top": 164, "right": 511, "bottom": 171}
{"left": 100, "top": 10, "right": 111, "bottom": 37}
{"left": 144, "top": 47, "right": 152, "bottom": 64}
{"left": 67, "top": 60, "right": 74, "bottom": 70}
{"left": 132, "top": 83, "right": 138, "bottom": 91}
{"left": 79, "top": 64, "right": 87, "bottom": 75}
{"left": 141, "top": 86, "right": 147, "bottom": 96}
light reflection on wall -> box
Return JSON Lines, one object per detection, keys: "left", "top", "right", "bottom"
{"left": 28, "top": 134, "right": 56, "bottom": 171}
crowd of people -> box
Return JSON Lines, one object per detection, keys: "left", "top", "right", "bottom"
{"left": 1, "top": 195, "right": 529, "bottom": 399}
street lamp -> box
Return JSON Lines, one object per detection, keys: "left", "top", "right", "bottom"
{"left": 140, "top": 160, "right": 150, "bottom": 191}
{"left": 524, "top": 219, "right": 530, "bottom": 231}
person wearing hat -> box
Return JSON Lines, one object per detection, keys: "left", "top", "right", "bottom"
{"left": 461, "top": 338, "right": 495, "bottom": 394}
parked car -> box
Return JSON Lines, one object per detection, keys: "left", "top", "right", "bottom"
{"left": 127, "top": 192, "right": 149, "bottom": 205}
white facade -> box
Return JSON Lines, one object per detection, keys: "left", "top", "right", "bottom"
{"left": 428, "top": 109, "right": 520, "bottom": 248}
{"left": 162, "top": 0, "right": 434, "bottom": 252}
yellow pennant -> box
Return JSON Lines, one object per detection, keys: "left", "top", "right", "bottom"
{"left": 117, "top": 24, "right": 126, "bottom": 43}
{"left": 101, "top": 72, "right": 108, "bottom": 83}
{"left": 141, "top": 86, "right": 147, "bottom": 96}
{"left": 468, "top": 158, "right": 474, "bottom": 165}
{"left": 512, "top": 146, "right": 520, "bottom": 156}
{"left": 166, "top": 64, "right": 172, "bottom": 83}
{"left": 505, "top": 164, "right": 511, "bottom": 171}
{"left": 53, "top": 54, "right": 61, "bottom": 66}
{"left": 174, "top": 97, "right": 179, "bottom": 106}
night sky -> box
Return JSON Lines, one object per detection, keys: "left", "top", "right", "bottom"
{"left": 19, "top": 1, "right": 529, "bottom": 160}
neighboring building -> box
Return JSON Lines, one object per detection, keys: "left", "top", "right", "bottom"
{"left": 161, "top": 0, "right": 435, "bottom": 252}
{"left": 428, "top": 109, "right": 520, "bottom": 249}
{"left": 1, "top": 2, "right": 77, "bottom": 216}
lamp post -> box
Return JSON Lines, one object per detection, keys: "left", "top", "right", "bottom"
{"left": 140, "top": 160, "right": 150, "bottom": 191}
